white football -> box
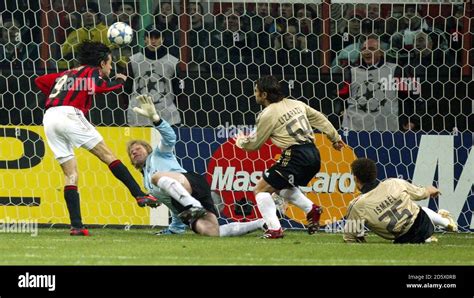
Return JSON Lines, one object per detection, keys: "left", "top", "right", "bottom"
{"left": 107, "top": 22, "right": 133, "bottom": 46}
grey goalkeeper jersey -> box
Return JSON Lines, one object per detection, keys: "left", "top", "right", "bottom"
{"left": 127, "top": 52, "right": 181, "bottom": 126}
{"left": 342, "top": 62, "right": 399, "bottom": 131}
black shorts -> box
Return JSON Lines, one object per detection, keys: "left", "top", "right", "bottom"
{"left": 394, "top": 207, "right": 434, "bottom": 244}
{"left": 263, "top": 143, "right": 321, "bottom": 190}
{"left": 171, "top": 172, "right": 218, "bottom": 221}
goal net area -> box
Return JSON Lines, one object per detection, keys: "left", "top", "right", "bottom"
{"left": 0, "top": 0, "right": 472, "bottom": 231}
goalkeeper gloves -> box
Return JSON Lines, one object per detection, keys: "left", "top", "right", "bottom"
{"left": 132, "top": 95, "right": 160, "bottom": 122}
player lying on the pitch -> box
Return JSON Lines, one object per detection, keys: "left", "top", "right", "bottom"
{"left": 343, "top": 158, "right": 458, "bottom": 244}
{"left": 127, "top": 95, "right": 265, "bottom": 236}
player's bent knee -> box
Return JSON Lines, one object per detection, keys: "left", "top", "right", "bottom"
{"left": 253, "top": 178, "right": 275, "bottom": 195}
{"left": 101, "top": 152, "right": 117, "bottom": 165}
{"left": 57, "top": 155, "right": 74, "bottom": 165}
{"left": 253, "top": 182, "right": 264, "bottom": 195}
{"left": 90, "top": 142, "right": 117, "bottom": 164}
{"left": 197, "top": 223, "right": 219, "bottom": 237}
{"left": 151, "top": 173, "right": 165, "bottom": 186}
{"left": 195, "top": 213, "right": 219, "bottom": 236}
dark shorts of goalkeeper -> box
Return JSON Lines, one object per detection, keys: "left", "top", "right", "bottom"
{"left": 171, "top": 172, "right": 218, "bottom": 231}
{"left": 394, "top": 208, "right": 434, "bottom": 244}
{"left": 263, "top": 143, "right": 321, "bottom": 190}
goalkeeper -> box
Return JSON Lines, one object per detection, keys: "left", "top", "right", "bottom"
{"left": 127, "top": 95, "right": 265, "bottom": 237}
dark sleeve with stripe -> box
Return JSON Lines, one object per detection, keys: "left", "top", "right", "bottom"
{"left": 90, "top": 67, "right": 124, "bottom": 94}
{"left": 123, "top": 63, "right": 134, "bottom": 95}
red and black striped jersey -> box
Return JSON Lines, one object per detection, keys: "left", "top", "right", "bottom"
{"left": 35, "top": 65, "right": 124, "bottom": 115}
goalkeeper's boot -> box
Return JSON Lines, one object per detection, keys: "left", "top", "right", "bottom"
{"left": 155, "top": 228, "right": 185, "bottom": 236}
{"left": 178, "top": 206, "right": 208, "bottom": 223}
{"left": 261, "top": 227, "right": 284, "bottom": 239}
{"left": 155, "top": 229, "right": 178, "bottom": 236}
{"left": 306, "top": 204, "right": 323, "bottom": 234}
{"left": 438, "top": 209, "right": 458, "bottom": 232}
{"left": 70, "top": 227, "right": 90, "bottom": 236}
{"left": 136, "top": 194, "right": 160, "bottom": 208}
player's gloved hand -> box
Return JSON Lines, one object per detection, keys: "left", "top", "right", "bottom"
{"left": 132, "top": 94, "right": 160, "bottom": 122}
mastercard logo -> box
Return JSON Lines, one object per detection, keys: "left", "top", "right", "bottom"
{"left": 206, "top": 134, "right": 358, "bottom": 225}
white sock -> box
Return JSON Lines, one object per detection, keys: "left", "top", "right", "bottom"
{"left": 279, "top": 187, "right": 313, "bottom": 214}
{"left": 255, "top": 192, "right": 281, "bottom": 230}
{"left": 422, "top": 207, "right": 449, "bottom": 227}
{"left": 157, "top": 176, "right": 203, "bottom": 208}
{"left": 219, "top": 219, "right": 265, "bottom": 237}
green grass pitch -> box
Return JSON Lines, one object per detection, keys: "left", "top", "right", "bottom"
{"left": 0, "top": 229, "right": 472, "bottom": 265}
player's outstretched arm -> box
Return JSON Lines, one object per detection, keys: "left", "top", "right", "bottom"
{"left": 133, "top": 94, "right": 176, "bottom": 151}
{"left": 343, "top": 200, "right": 366, "bottom": 243}
{"left": 235, "top": 111, "right": 274, "bottom": 151}
{"left": 399, "top": 179, "right": 439, "bottom": 201}
{"left": 90, "top": 68, "right": 125, "bottom": 93}
{"left": 133, "top": 94, "right": 160, "bottom": 122}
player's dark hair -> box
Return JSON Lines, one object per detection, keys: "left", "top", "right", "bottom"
{"left": 351, "top": 158, "right": 377, "bottom": 184}
{"left": 76, "top": 40, "right": 111, "bottom": 67}
{"left": 255, "top": 75, "right": 284, "bottom": 103}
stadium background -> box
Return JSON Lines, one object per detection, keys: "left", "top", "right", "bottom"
{"left": 0, "top": 0, "right": 472, "bottom": 231}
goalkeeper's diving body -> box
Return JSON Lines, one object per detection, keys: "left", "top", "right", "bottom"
{"left": 127, "top": 95, "right": 265, "bottom": 237}
{"left": 343, "top": 158, "right": 458, "bottom": 244}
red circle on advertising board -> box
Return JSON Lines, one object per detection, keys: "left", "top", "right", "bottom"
{"left": 206, "top": 135, "right": 357, "bottom": 225}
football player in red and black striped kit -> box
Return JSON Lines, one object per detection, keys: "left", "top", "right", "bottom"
{"left": 35, "top": 41, "right": 159, "bottom": 236}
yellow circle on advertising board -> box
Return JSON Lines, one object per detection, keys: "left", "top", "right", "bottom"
{"left": 282, "top": 134, "right": 358, "bottom": 225}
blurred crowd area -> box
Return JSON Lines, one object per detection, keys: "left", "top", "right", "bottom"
{"left": 0, "top": 0, "right": 468, "bottom": 73}
{"left": 0, "top": 0, "right": 472, "bottom": 132}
